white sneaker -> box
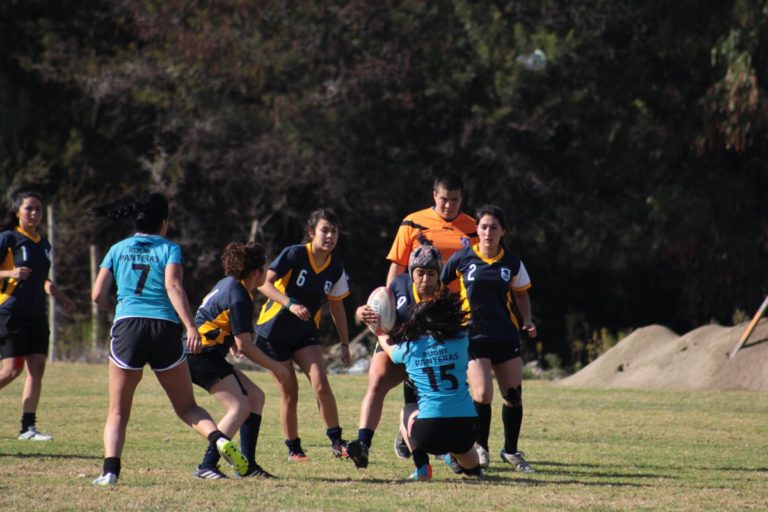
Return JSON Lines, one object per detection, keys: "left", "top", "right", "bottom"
{"left": 474, "top": 442, "right": 490, "bottom": 470}
{"left": 18, "top": 426, "right": 53, "bottom": 441}
{"left": 500, "top": 449, "right": 535, "bottom": 473}
{"left": 92, "top": 472, "right": 118, "bottom": 486}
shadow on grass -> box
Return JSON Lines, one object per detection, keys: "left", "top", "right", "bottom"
{"left": 532, "top": 461, "right": 674, "bottom": 479}
{"left": 302, "top": 472, "right": 653, "bottom": 488}
{"left": 534, "top": 460, "right": 768, "bottom": 474}
{"left": 0, "top": 452, "right": 102, "bottom": 460}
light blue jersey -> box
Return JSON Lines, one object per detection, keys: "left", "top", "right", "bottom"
{"left": 101, "top": 234, "right": 182, "bottom": 322}
{"left": 390, "top": 334, "right": 476, "bottom": 419}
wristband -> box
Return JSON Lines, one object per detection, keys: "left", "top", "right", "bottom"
{"left": 286, "top": 298, "right": 296, "bottom": 308}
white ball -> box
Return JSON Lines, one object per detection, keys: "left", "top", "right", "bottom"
{"left": 366, "top": 286, "right": 397, "bottom": 336}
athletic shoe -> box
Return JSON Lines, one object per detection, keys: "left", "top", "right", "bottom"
{"left": 288, "top": 448, "right": 309, "bottom": 462}
{"left": 394, "top": 431, "right": 411, "bottom": 459}
{"left": 408, "top": 463, "right": 432, "bottom": 481}
{"left": 216, "top": 438, "right": 249, "bottom": 476}
{"left": 193, "top": 466, "right": 228, "bottom": 480}
{"left": 331, "top": 439, "right": 349, "bottom": 459}
{"left": 18, "top": 426, "right": 53, "bottom": 441}
{"left": 443, "top": 453, "right": 464, "bottom": 474}
{"left": 242, "top": 463, "right": 276, "bottom": 479}
{"left": 346, "top": 440, "right": 369, "bottom": 469}
{"left": 500, "top": 449, "right": 535, "bottom": 473}
{"left": 92, "top": 472, "right": 118, "bottom": 486}
{"left": 474, "top": 442, "right": 490, "bottom": 470}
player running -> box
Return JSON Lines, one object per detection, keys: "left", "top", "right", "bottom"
{"left": 187, "top": 242, "right": 289, "bottom": 479}
{"left": 91, "top": 193, "right": 249, "bottom": 485}
{"left": 346, "top": 242, "right": 442, "bottom": 469}
{"left": 254, "top": 208, "right": 351, "bottom": 461}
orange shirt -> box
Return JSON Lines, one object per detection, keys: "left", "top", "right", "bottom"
{"left": 386, "top": 207, "right": 477, "bottom": 291}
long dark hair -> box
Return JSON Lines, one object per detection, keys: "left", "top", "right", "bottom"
{"left": 91, "top": 193, "right": 169, "bottom": 234}
{"left": 391, "top": 288, "right": 468, "bottom": 344}
{"left": 1, "top": 190, "right": 44, "bottom": 232}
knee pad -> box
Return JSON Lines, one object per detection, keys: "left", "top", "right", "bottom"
{"left": 503, "top": 385, "right": 522, "bottom": 408}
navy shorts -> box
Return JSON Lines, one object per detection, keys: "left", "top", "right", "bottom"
{"left": 187, "top": 350, "right": 243, "bottom": 392}
{"left": 109, "top": 318, "right": 185, "bottom": 371}
{"left": 410, "top": 416, "right": 477, "bottom": 455}
{"left": 0, "top": 313, "right": 49, "bottom": 358}
{"left": 255, "top": 334, "right": 320, "bottom": 362}
{"left": 468, "top": 340, "right": 520, "bottom": 364}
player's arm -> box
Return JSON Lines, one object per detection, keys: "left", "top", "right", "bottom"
{"left": 257, "top": 269, "right": 310, "bottom": 321}
{"left": 91, "top": 268, "right": 115, "bottom": 314}
{"left": 386, "top": 262, "right": 406, "bottom": 286}
{"left": 512, "top": 289, "right": 536, "bottom": 337}
{"left": 165, "top": 262, "right": 202, "bottom": 353}
{"left": 232, "top": 331, "right": 290, "bottom": 382}
{"left": 45, "top": 280, "right": 75, "bottom": 313}
{"left": 328, "top": 299, "right": 351, "bottom": 366}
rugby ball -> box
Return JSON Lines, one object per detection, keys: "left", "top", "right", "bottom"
{"left": 366, "top": 286, "right": 396, "bottom": 336}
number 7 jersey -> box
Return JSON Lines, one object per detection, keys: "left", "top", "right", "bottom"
{"left": 100, "top": 234, "right": 182, "bottom": 323}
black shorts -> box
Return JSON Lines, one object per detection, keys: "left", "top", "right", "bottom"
{"left": 410, "top": 416, "right": 476, "bottom": 455}
{"left": 109, "top": 318, "right": 185, "bottom": 371}
{"left": 187, "top": 350, "right": 240, "bottom": 392}
{"left": 0, "top": 313, "right": 49, "bottom": 358}
{"left": 468, "top": 340, "right": 520, "bottom": 364}
{"left": 255, "top": 334, "right": 319, "bottom": 362}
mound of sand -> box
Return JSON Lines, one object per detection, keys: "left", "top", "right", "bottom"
{"left": 559, "top": 319, "right": 768, "bottom": 391}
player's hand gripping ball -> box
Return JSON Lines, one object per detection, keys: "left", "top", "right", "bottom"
{"left": 366, "top": 286, "right": 396, "bottom": 336}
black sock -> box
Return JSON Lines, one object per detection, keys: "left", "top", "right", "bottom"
{"left": 285, "top": 437, "right": 303, "bottom": 453}
{"left": 207, "top": 430, "right": 227, "bottom": 445}
{"left": 326, "top": 426, "right": 343, "bottom": 444}
{"left": 502, "top": 403, "right": 523, "bottom": 454}
{"left": 103, "top": 456, "right": 121, "bottom": 478}
{"left": 200, "top": 442, "right": 221, "bottom": 469}
{"left": 21, "top": 412, "right": 36, "bottom": 432}
{"left": 240, "top": 413, "right": 262, "bottom": 466}
{"left": 412, "top": 449, "right": 429, "bottom": 468}
{"left": 357, "top": 428, "right": 374, "bottom": 448}
{"left": 474, "top": 401, "right": 492, "bottom": 450}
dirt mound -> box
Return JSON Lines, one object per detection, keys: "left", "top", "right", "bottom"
{"left": 559, "top": 319, "right": 768, "bottom": 391}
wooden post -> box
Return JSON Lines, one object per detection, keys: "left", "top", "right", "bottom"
{"left": 90, "top": 245, "right": 101, "bottom": 353}
{"left": 249, "top": 219, "right": 260, "bottom": 243}
{"left": 47, "top": 205, "right": 57, "bottom": 362}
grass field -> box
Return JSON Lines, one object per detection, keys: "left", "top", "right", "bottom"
{"left": 0, "top": 363, "right": 766, "bottom": 511}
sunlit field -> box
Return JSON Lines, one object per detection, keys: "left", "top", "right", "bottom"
{"left": 1, "top": 363, "right": 766, "bottom": 511}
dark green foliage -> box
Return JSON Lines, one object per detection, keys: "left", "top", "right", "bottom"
{"left": 2, "top": 0, "right": 767, "bottom": 365}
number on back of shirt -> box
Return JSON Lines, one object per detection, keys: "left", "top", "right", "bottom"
{"left": 421, "top": 364, "right": 459, "bottom": 391}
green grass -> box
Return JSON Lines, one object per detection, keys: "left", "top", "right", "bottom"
{"left": 1, "top": 363, "right": 766, "bottom": 511}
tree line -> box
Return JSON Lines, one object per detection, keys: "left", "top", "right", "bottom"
{"left": 1, "top": 0, "right": 767, "bottom": 368}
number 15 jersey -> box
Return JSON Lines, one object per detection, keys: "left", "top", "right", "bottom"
{"left": 100, "top": 234, "right": 182, "bottom": 323}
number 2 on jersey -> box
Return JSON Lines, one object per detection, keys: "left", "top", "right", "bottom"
{"left": 421, "top": 364, "right": 459, "bottom": 391}
{"left": 132, "top": 264, "right": 150, "bottom": 295}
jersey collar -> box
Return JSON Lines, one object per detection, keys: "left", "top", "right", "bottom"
{"left": 239, "top": 279, "right": 255, "bottom": 300}
{"left": 305, "top": 243, "right": 332, "bottom": 273}
{"left": 472, "top": 243, "right": 504, "bottom": 264}
{"left": 15, "top": 226, "right": 41, "bottom": 243}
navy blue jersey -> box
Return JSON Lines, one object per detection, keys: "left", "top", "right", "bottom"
{"left": 389, "top": 272, "right": 426, "bottom": 326}
{"left": 195, "top": 276, "right": 254, "bottom": 355}
{"left": 0, "top": 227, "right": 51, "bottom": 317}
{"left": 441, "top": 245, "right": 531, "bottom": 343}
{"left": 256, "top": 243, "right": 349, "bottom": 342}
{"left": 390, "top": 334, "right": 476, "bottom": 419}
